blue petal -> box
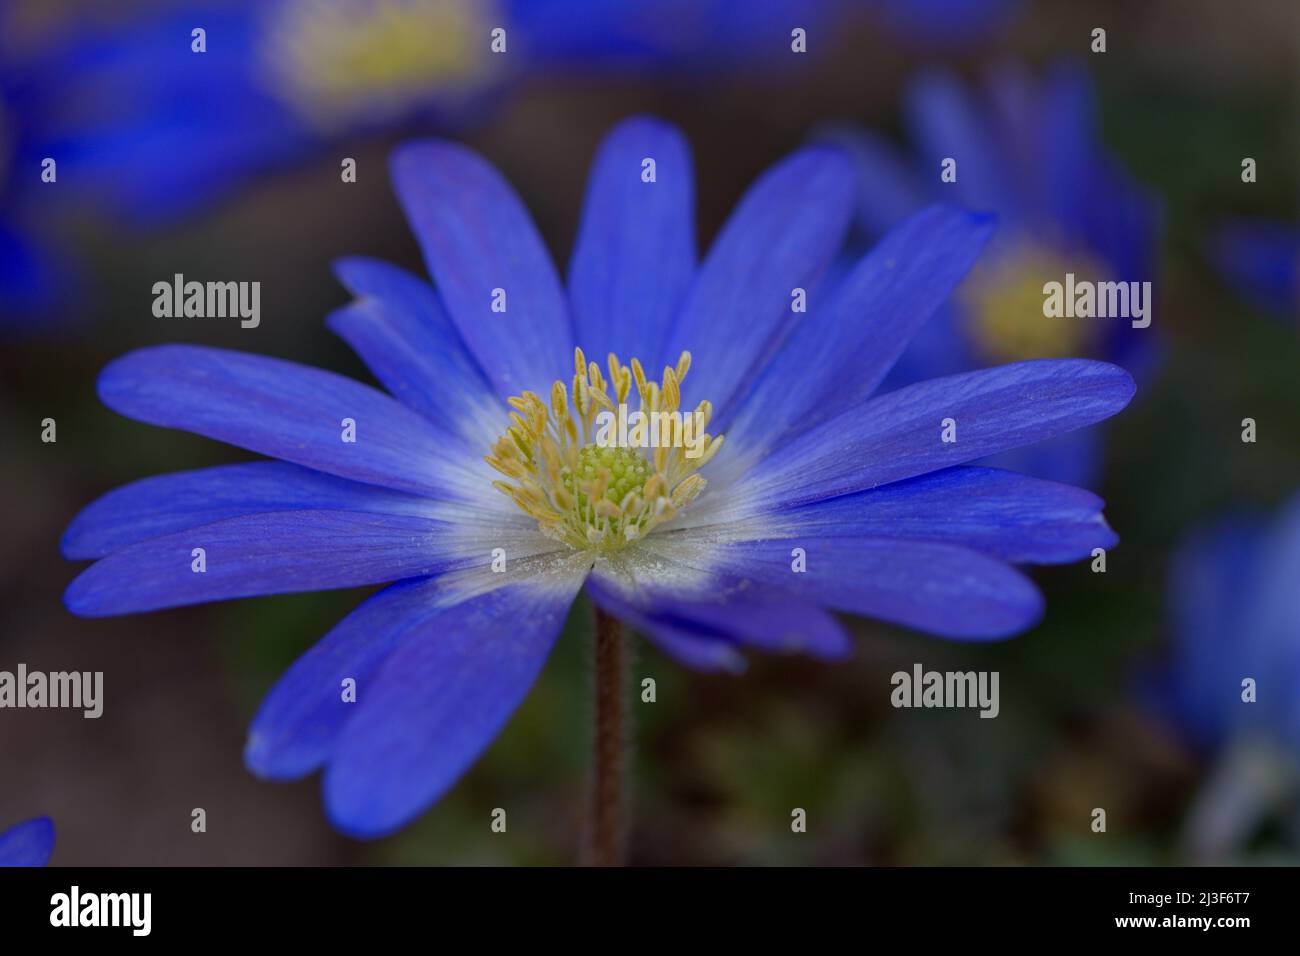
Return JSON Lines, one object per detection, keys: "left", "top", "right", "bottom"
{"left": 771, "top": 466, "right": 1116, "bottom": 564}
{"left": 97, "top": 345, "right": 478, "bottom": 499}
{"left": 740, "top": 359, "right": 1135, "bottom": 511}
{"left": 329, "top": 257, "right": 497, "bottom": 439}
{"left": 246, "top": 576, "right": 450, "bottom": 780}
{"left": 634, "top": 623, "right": 749, "bottom": 673}
{"left": 62, "top": 461, "right": 436, "bottom": 560}
{"left": 323, "top": 574, "right": 584, "bottom": 838}
{"left": 1033, "top": 63, "right": 1160, "bottom": 296}
{"left": 568, "top": 116, "right": 695, "bottom": 364}
{"left": 662, "top": 146, "right": 855, "bottom": 418}
{"left": 904, "top": 69, "right": 1014, "bottom": 216}
{"left": 13, "top": 8, "right": 306, "bottom": 223}
{"left": 0, "top": 816, "right": 54, "bottom": 867}
{"left": 1161, "top": 517, "right": 1268, "bottom": 750}
{"left": 390, "top": 140, "right": 573, "bottom": 396}
{"left": 726, "top": 205, "right": 994, "bottom": 447}
{"left": 660, "top": 534, "right": 1044, "bottom": 640}
{"left": 64, "top": 511, "right": 469, "bottom": 617}
{"left": 587, "top": 571, "right": 851, "bottom": 666}
{"left": 1242, "top": 495, "right": 1300, "bottom": 662}
{"left": 1037, "top": 62, "right": 1098, "bottom": 242}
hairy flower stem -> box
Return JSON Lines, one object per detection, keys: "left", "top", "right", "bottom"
{"left": 583, "top": 606, "right": 628, "bottom": 866}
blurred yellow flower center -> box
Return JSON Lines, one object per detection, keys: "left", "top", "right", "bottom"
{"left": 960, "top": 245, "right": 1104, "bottom": 363}
{"left": 261, "top": 0, "right": 499, "bottom": 132}
{"left": 487, "top": 349, "right": 724, "bottom": 552}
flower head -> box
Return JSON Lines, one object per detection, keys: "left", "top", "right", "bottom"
{"left": 1150, "top": 494, "right": 1300, "bottom": 757}
{"left": 822, "top": 62, "right": 1158, "bottom": 485}
{"left": 63, "top": 116, "right": 1134, "bottom": 837}
{"left": 12, "top": 0, "right": 836, "bottom": 223}
{"left": 0, "top": 816, "right": 54, "bottom": 867}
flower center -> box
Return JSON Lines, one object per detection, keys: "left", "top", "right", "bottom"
{"left": 259, "top": 0, "right": 500, "bottom": 132}
{"left": 487, "top": 349, "right": 724, "bottom": 552}
{"left": 960, "top": 243, "right": 1104, "bottom": 363}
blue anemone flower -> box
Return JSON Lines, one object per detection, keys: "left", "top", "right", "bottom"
{"left": 822, "top": 62, "right": 1159, "bottom": 487}
{"left": 0, "top": 816, "right": 55, "bottom": 867}
{"left": 1210, "top": 218, "right": 1300, "bottom": 321}
{"left": 62, "top": 116, "right": 1134, "bottom": 838}
{"left": 11, "top": 0, "right": 837, "bottom": 224}
{"left": 1153, "top": 494, "right": 1300, "bottom": 757}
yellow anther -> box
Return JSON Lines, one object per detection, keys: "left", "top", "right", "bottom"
{"left": 695, "top": 433, "right": 724, "bottom": 468}
{"left": 489, "top": 350, "right": 722, "bottom": 551}
{"left": 674, "top": 350, "right": 691, "bottom": 382}
{"left": 630, "top": 357, "right": 648, "bottom": 396}
{"left": 694, "top": 400, "right": 713, "bottom": 432}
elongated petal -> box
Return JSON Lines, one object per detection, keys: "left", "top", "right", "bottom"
{"left": 329, "top": 256, "right": 498, "bottom": 440}
{"left": 0, "top": 817, "right": 55, "bottom": 867}
{"left": 738, "top": 359, "right": 1135, "bottom": 513}
{"left": 639, "top": 532, "right": 1044, "bottom": 640}
{"left": 63, "top": 511, "right": 474, "bottom": 617}
{"left": 391, "top": 140, "right": 573, "bottom": 396}
{"left": 324, "top": 570, "right": 586, "bottom": 838}
{"left": 246, "top": 576, "right": 457, "bottom": 780}
{"left": 662, "top": 146, "right": 855, "bottom": 417}
{"left": 62, "top": 461, "right": 438, "bottom": 560}
{"left": 1039, "top": 62, "right": 1098, "bottom": 242}
{"left": 569, "top": 116, "right": 694, "bottom": 364}
{"left": 726, "top": 205, "right": 993, "bottom": 445}
{"left": 1161, "top": 517, "right": 1265, "bottom": 748}
{"left": 588, "top": 568, "right": 850, "bottom": 668}
{"left": 631, "top": 621, "right": 747, "bottom": 673}
{"left": 97, "top": 345, "right": 480, "bottom": 499}
{"left": 768, "top": 466, "right": 1116, "bottom": 564}
{"left": 585, "top": 572, "right": 743, "bottom": 672}
{"left": 905, "top": 69, "right": 1014, "bottom": 215}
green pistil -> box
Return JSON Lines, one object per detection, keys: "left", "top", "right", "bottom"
{"left": 569, "top": 446, "right": 651, "bottom": 506}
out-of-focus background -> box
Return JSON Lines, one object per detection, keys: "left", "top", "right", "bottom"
{"left": 2, "top": 0, "right": 1299, "bottom": 865}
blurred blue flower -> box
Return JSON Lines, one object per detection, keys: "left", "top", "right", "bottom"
{"left": 1149, "top": 495, "right": 1300, "bottom": 860}
{"left": 0, "top": 816, "right": 54, "bottom": 866}
{"left": 822, "top": 62, "right": 1159, "bottom": 486}
{"left": 870, "top": 0, "right": 1020, "bottom": 48}
{"left": 1154, "top": 494, "right": 1300, "bottom": 756}
{"left": 1210, "top": 218, "right": 1300, "bottom": 321}
{"left": 62, "top": 116, "right": 1133, "bottom": 837}
{"left": 0, "top": 76, "right": 69, "bottom": 334}
{"left": 9, "top": 0, "right": 840, "bottom": 225}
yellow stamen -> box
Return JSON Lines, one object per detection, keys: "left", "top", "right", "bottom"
{"left": 487, "top": 350, "right": 721, "bottom": 551}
